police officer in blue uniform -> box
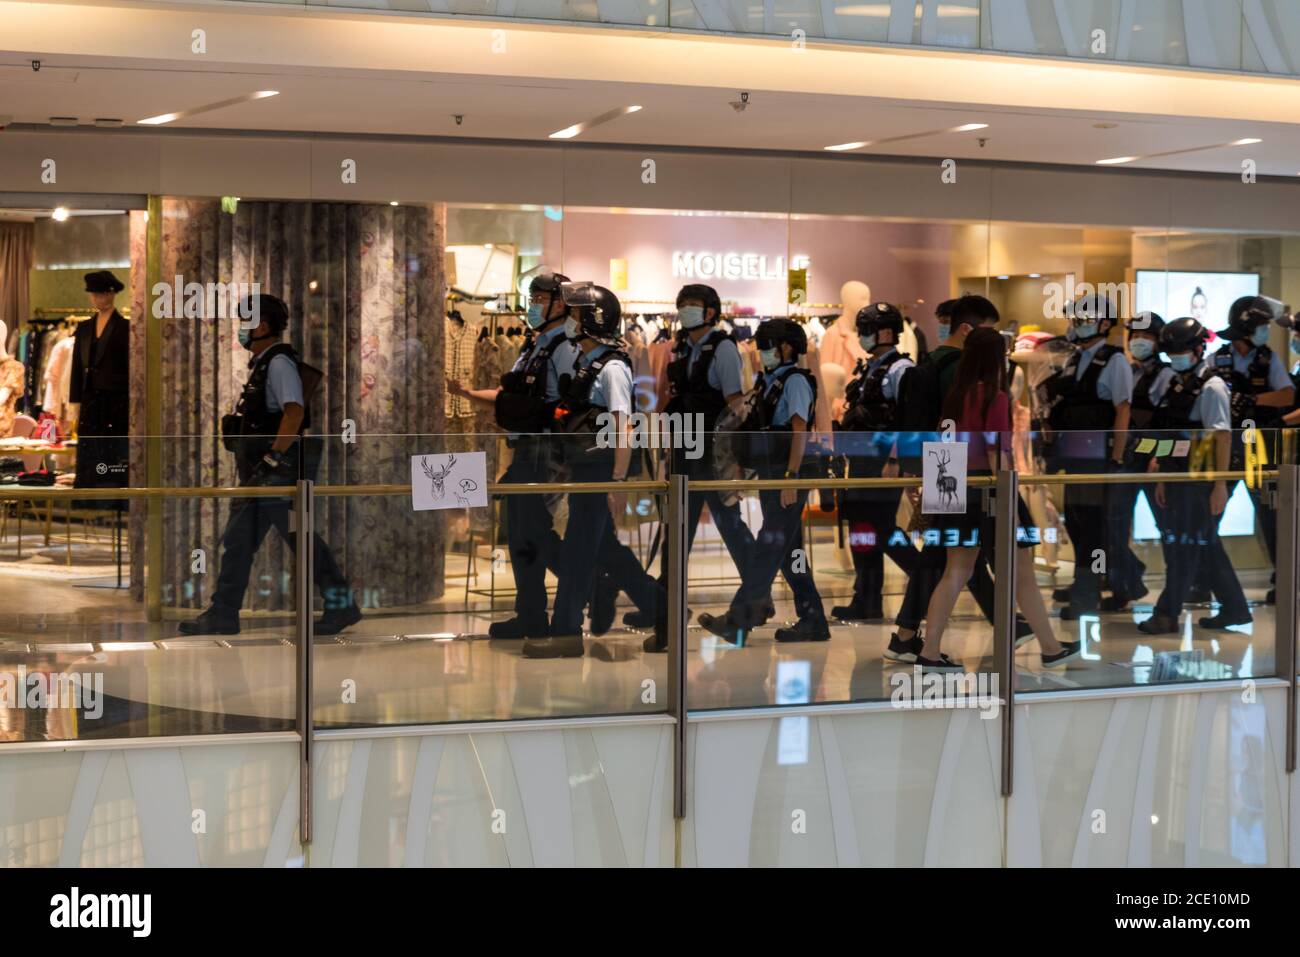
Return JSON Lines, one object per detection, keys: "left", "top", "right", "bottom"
{"left": 449, "top": 270, "right": 579, "bottom": 640}
{"left": 525, "top": 283, "right": 667, "bottom": 659}
{"left": 833, "top": 302, "right": 919, "bottom": 621}
{"left": 1211, "top": 296, "right": 1295, "bottom": 604}
{"left": 1137, "top": 318, "right": 1250, "bottom": 634}
{"left": 1041, "top": 294, "right": 1133, "bottom": 620}
{"left": 628, "top": 283, "right": 757, "bottom": 648}
{"left": 180, "top": 294, "right": 360, "bottom": 636}
{"left": 1104, "top": 311, "right": 1175, "bottom": 612}
{"left": 699, "top": 318, "right": 829, "bottom": 645}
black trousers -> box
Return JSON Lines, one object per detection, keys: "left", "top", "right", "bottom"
{"left": 729, "top": 487, "right": 825, "bottom": 627}
{"left": 211, "top": 470, "right": 352, "bottom": 614}
{"left": 551, "top": 460, "right": 664, "bottom": 636}
{"left": 501, "top": 438, "right": 564, "bottom": 627}
{"left": 1061, "top": 459, "right": 1108, "bottom": 608}
{"left": 1106, "top": 457, "right": 1166, "bottom": 598}
{"left": 1153, "top": 481, "right": 1248, "bottom": 620}
{"left": 841, "top": 496, "right": 920, "bottom": 609}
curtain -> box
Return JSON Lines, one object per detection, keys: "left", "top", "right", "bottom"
{"left": 134, "top": 198, "right": 447, "bottom": 611}
{"left": 0, "top": 223, "right": 33, "bottom": 355}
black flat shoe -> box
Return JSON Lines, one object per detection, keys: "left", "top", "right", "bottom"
{"left": 588, "top": 576, "right": 619, "bottom": 636}
{"left": 488, "top": 617, "right": 548, "bottom": 640}
{"left": 774, "top": 618, "right": 830, "bottom": 643}
{"left": 178, "top": 608, "right": 240, "bottom": 636}
{"left": 1137, "top": 614, "right": 1180, "bottom": 635}
{"left": 521, "top": 634, "right": 586, "bottom": 658}
{"left": 1041, "top": 641, "right": 1082, "bottom": 668}
{"left": 316, "top": 603, "right": 362, "bottom": 637}
{"left": 1197, "top": 612, "right": 1252, "bottom": 630}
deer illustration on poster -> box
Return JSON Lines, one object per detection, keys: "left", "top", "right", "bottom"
{"left": 421, "top": 454, "right": 456, "bottom": 501}
{"left": 929, "top": 447, "right": 959, "bottom": 510}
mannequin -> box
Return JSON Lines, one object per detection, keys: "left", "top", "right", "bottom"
{"left": 72, "top": 270, "right": 131, "bottom": 491}
{"left": 817, "top": 280, "right": 872, "bottom": 408}
{"left": 0, "top": 320, "right": 24, "bottom": 436}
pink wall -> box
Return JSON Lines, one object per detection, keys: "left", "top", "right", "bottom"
{"left": 547, "top": 209, "right": 955, "bottom": 338}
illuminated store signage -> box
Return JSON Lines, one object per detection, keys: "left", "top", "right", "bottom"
{"left": 672, "top": 251, "right": 809, "bottom": 281}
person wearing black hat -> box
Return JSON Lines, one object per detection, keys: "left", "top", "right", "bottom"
{"left": 1103, "top": 311, "right": 1175, "bottom": 612}
{"left": 1211, "top": 295, "right": 1294, "bottom": 603}
{"left": 1138, "top": 317, "right": 1249, "bottom": 634}
{"left": 699, "top": 317, "right": 829, "bottom": 645}
{"left": 1040, "top": 293, "right": 1133, "bottom": 621}
{"left": 72, "top": 271, "right": 131, "bottom": 496}
{"left": 524, "top": 283, "right": 667, "bottom": 659}
{"left": 449, "top": 269, "right": 580, "bottom": 641}
{"left": 180, "top": 293, "right": 360, "bottom": 636}
{"left": 832, "top": 301, "right": 919, "bottom": 622}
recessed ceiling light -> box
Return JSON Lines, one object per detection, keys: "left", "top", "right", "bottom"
{"left": 1028, "top": 273, "right": 1041, "bottom": 278}
{"left": 996, "top": 275, "right": 1010, "bottom": 280}
{"left": 389, "top": 201, "right": 399, "bottom": 206}
{"left": 824, "top": 141, "right": 869, "bottom": 151}
{"left": 138, "top": 90, "right": 280, "bottom": 126}
{"left": 1232, "top": 137, "right": 1262, "bottom": 146}
{"left": 51, "top": 207, "right": 69, "bottom": 222}
{"left": 1096, "top": 156, "right": 1138, "bottom": 165}
{"left": 951, "top": 123, "right": 989, "bottom": 132}
{"left": 549, "top": 105, "right": 642, "bottom": 140}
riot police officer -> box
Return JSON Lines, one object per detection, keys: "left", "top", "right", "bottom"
{"left": 833, "top": 301, "right": 918, "bottom": 621}
{"left": 632, "top": 283, "right": 756, "bottom": 649}
{"left": 699, "top": 318, "right": 829, "bottom": 645}
{"left": 1103, "top": 311, "right": 1174, "bottom": 612}
{"left": 449, "top": 270, "right": 578, "bottom": 640}
{"left": 525, "top": 283, "right": 667, "bottom": 659}
{"left": 180, "top": 294, "right": 360, "bottom": 636}
{"left": 1041, "top": 294, "right": 1133, "bottom": 620}
{"left": 1211, "top": 295, "right": 1295, "bottom": 603}
{"left": 1138, "top": 318, "right": 1250, "bottom": 634}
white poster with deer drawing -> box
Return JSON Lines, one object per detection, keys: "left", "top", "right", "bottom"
{"left": 921, "top": 441, "right": 967, "bottom": 515}
{"left": 411, "top": 451, "right": 488, "bottom": 511}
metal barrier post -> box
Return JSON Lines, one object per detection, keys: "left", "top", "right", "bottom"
{"left": 666, "top": 473, "right": 689, "bottom": 819}
{"left": 992, "top": 469, "right": 1018, "bottom": 796}
{"left": 295, "top": 478, "right": 315, "bottom": 843}
{"left": 1276, "top": 463, "right": 1299, "bottom": 774}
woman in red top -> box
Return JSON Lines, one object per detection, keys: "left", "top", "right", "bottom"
{"left": 916, "top": 328, "right": 1080, "bottom": 673}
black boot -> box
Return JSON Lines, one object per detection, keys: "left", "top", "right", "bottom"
{"left": 488, "top": 617, "right": 549, "bottom": 640}
{"left": 774, "top": 617, "right": 830, "bottom": 643}
{"left": 589, "top": 575, "right": 619, "bottom": 636}
{"left": 178, "top": 607, "right": 240, "bottom": 636}
{"left": 698, "top": 611, "right": 748, "bottom": 647}
{"left": 316, "top": 603, "right": 362, "bottom": 637}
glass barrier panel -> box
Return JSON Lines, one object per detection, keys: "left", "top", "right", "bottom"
{"left": 0, "top": 482, "right": 297, "bottom": 743}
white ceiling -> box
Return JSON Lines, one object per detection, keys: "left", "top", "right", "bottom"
{"left": 2, "top": 0, "right": 1300, "bottom": 177}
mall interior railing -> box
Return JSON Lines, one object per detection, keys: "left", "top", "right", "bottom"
{"left": 0, "top": 427, "right": 1295, "bottom": 848}
{"left": 181, "top": 0, "right": 1300, "bottom": 76}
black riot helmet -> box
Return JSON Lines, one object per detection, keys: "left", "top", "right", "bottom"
{"left": 1067, "top": 292, "right": 1120, "bottom": 336}
{"left": 1160, "top": 316, "right": 1210, "bottom": 355}
{"left": 675, "top": 283, "right": 722, "bottom": 325}
{"left": 528, "top": 269, "right": 570, "bottom": 322}
{"left": 1126, "top": 311, "right": 1165, "bottom": 336}
{"left": 855, "top": 301, "right": 904, "bottom": 339}
{"left": 754, "top": 317, "right": 807, "bottom": 357}
{"left": 1223, "top": 295, "right": 1274, "bottom": 340}
{"left": 562, "top": 282, "right": 622, "bottom": 344}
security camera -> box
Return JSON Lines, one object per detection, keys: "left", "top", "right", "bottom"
{"left": 729, "top": 92, "right": 749, "bottom": 113}
{"left": 31, "top": 60, "right": 41, "bottom": 72}
{"left": 977, "top": 137, "right": 988, "bottom": 148}
{"left": 453, "top": 114, "right": 464, "bottom": 126}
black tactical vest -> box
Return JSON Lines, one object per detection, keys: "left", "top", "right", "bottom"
{"left": 666, "top": 327, "right": 733, "bottom": 424}
{"left": 1046, "top": 343, "right": 1122, "bottom": 431}
{"left": 495, "top": 330, "right": 567, "bottom": 433}
{"left": 842, "top": 350, "right": 910, "bottom": 432}
{"left": 233, "top": 343, "right": 310, "bottom": 477}
{"left": 1130, "top": 357, "right": 1167, "bottom": 430}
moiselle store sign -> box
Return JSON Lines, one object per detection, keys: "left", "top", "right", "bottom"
{"left": 671, "top": 251, "right": 809, "bottom": 282}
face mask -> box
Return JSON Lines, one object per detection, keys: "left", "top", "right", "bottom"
{"left": 1129, "top": 338, "right": 1155, "bottom": 361}
{"left": 678, "top": 306, "right": 705, "bottom": 330}
{"left": 1169, "top": 353, "right": 1197, "bottom": 373}
{"left": 526, "top": 303, "right": 547, "bottom": 329}
{"left": 238, "top": 327, "right": 254, "bottom": 350}
{"left": 859, "top": 334, "right": 877, "bottom": 352}
{"left": 1252, "top": 325, "right": 1270, "bottom": 348}
{"left": 1074, "top": 321, "right": 1099, "bottom": 340}
{"left": 564, "top": 318, "right": 582, "bottom": 341}
{"left": 759, "top": 348, "right": 780, "bottom": 371}
{"left": 1065, "top": 325, "right": 1077, "bottom": 343}
{"left": 936, "top": 322, "right": 950, "bottom": 344}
